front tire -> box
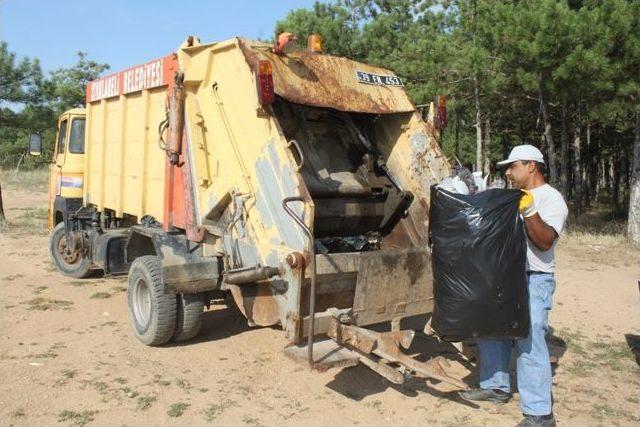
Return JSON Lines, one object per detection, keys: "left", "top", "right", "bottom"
{"left": 49, "top": 222, "right": 92, "bottom": 278}
{"left": 127, "top": 256, "right": 176, "bottom": 346}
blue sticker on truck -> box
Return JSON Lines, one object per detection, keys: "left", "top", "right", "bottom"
{"left": 355, "top": 70, "right": 403, "bottom": 86}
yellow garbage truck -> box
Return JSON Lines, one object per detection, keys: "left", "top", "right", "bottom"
{"left": 29, "top": 35, "right": 463, "bottom": 388}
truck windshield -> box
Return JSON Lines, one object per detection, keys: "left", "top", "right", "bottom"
{"left": 68, "top": 118, "right": 85, "bottom": 154}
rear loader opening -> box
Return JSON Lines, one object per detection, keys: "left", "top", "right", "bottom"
{"left": 273, "top": 99, "right": 414, "bottom": 253}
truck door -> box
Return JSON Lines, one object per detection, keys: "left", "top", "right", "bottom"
{"left": 49, "top": 117, "right": 68, "bottom": 227}
{"left": 63, "top": 116, "right": 86, "bottom": 197}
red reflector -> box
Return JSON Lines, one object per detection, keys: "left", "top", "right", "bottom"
{"left": 256, "top": 60, "right": 275, "bottom": 105}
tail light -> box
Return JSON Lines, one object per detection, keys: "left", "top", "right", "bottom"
{"left": 307, "top": 34, "right": 323, "bottom": 53}
{"left": 256, "top": 60, "right": 275, "bottom": 106}
{"left": 435, "top": 95, "right": 447, "bottom": 130}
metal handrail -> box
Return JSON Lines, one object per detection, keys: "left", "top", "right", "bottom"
{"left": 282, "top": 196, "right": 316, "bottom": 368}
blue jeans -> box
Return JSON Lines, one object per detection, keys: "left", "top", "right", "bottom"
{"left": 477, "top": 273, "right": 556, "bottom": 416}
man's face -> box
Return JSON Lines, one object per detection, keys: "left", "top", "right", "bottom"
{"left": 505, "top": 161, "right": 534, "bottom": 189}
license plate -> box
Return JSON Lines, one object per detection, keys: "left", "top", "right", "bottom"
{"left": 356, "top": 70, "right": 403, "bottom": 86}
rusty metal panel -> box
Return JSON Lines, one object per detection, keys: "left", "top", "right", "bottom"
{"left": 373, "top": 112, "right": 451, "bottom": 243}
{"left": 351, "top": 249, "right": 434, "bottom": 325}
{"left": 238, "top": 39, "right": 415, "bottom": 114}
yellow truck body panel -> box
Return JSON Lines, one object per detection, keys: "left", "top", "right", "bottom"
{"left": 84, "top": 86, "right": 168, "bottom": 221}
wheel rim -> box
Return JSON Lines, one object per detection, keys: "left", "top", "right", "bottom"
{"left": 57, "top": 234, "right": 80, "bottom": 266}
{"left": 133, "top": 277, "right": 152, "bottom": 327}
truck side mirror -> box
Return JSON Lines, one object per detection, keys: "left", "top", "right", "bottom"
{"left": 28, "top": 133, "right": 42, "bottom": 156}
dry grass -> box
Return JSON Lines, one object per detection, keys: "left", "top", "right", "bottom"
{"left": 8, "top": 207, "right": 48, "bottom": 232}
{"left": 560, "top": 203, "right": 639, "bottom": 265}
{"left": 0, "top": 168, "right": 48, "bottom": 192}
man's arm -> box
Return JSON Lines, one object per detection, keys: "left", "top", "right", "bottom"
{"left": 524, "top": 213, "right": 558, "bottom": 251}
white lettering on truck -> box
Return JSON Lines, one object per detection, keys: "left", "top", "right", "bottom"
{"left": 89, "top": 74, "right": 119, "bottom": 103}
{"left": 122, "top": 59, "right": 163, "bottom": 94}
{"left": 87, "top": 56, "right": 168, "bottom": 103}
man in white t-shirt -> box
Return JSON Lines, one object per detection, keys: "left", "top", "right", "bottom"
{"left": 460, "top": 145, "right": 568, "bottom": 427}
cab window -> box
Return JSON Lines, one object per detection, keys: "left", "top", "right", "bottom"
{"left": 68, "top": 118, "right": 85, "bottom": 154}
{"left": 57, "top": 119, "right": 68, "bottom": 155}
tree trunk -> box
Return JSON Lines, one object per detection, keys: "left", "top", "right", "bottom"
{"left": 454, "top": 111, "right": 460, "bottom": 159}
{"left": 0, "top": 182, "right": 6, "bottom": 229}
{"left": 538, "top": 78, "right": 558, "bottom": 186}
{"left": 572, "top": 122, "right": 582, "bottom": 215}
{"left": 483, "top": 117, "right": 491, "bottom": 176}
{"left": 560, "top": 102, "right": 569, "bottom": 198}
{"left": 602, "top": 155, "right": 610, "bottom": 197}
{"left": 502, "top": 133, "right": 510, "bottom": 161}
{"left": 473, "top": 75, "right": 483, "bottom": 172}
{"left": 584, "top": 123, "right": 592, "bottom": 208}
{"left": 612, "top": 153, "right": 620, "bottom": 210}
{"left": 619, "top": 145, "right": 629, "bottom": 204}
{"left": 628, "top": 109, "right": 640, "bottom": 247}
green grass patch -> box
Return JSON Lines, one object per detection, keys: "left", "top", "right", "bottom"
{"left": 167, "top": 402, "right": 190, "bottom": 418}
{"left": 175, "top": 378, "right": 192, "bottom": 391}
{"left": 67, "top": 280, "right": 91, "bottom": 287}
{"left": 202, "top": 399, "right": 239, "bottom": 422}
{"left": 90, "top": 292, "right": 111, "bottom": 299}
{"left": 153, "top": 374, "right": 171, "bottom": 387}
{"left": 556, "top": 328, "right": 587, "bottom": 356}
{"left": 137, "top": 394, "right": 157, "bottom": 411}
{"left": 61, "top": 369, "right": 77, "bottom": 379}
{"left": 23, "top": 297, "right": 73, "bottom": 311}
{"left": 57, "top": 409, "right": 98, "bottom": 427}
{"left": 564, "top": 359, "right": 597, "bottom": 376}
{"left": 29, "top": 349, "right": 59, "bottom": 359}
{"left": 10, "top": 408, "right": 26, "bottom": 418}
{"left": 242, "top": 415, "right": 261, "bottom": 426}
{"left": 592, "top": 403, "right": 636, "bottom": 421}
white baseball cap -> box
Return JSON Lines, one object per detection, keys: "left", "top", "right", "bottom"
{"left": 497, "top": 144, "right": 545, "bottom": 166}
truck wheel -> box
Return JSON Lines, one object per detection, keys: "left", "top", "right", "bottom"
{"left": 173, "top": 294, "right": 205, "bottom": 342}
{"left": 127, "top": 256, "right": 176, "bottom": 346}
{"left": 49, "top": 222, "right": 92, "bottom": 279}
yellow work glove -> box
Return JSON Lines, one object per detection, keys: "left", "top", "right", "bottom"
{"left": 519, "top": 190, "right": 537, "bottom": 217}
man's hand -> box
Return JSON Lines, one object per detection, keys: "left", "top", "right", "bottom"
{"left": 519, "top": 190, "right": 537, "bottom": 217}
{"left": 520, "top": 190, "right": 558, "bottom": 251}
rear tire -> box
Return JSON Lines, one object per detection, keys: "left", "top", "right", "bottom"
{"left": 127, "top": 256, "right": 176, "bottom": 346}
{"left": 173, "top": 293, "right": 205, "bottom": 342}
{"left": 49, "top": 222, "right": 92, "bottom": 279}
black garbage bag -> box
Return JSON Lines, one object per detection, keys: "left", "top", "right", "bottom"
{"left": 429, "top": 186, "right": 530, "bottom": 342}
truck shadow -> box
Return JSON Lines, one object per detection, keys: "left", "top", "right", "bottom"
{"left": 171, "top": 308, "right": 477, "bottom": 407}
{"left": 325, "top": 355, "right": 478, "bottom": 408}
{"left": 167, "top": 304, "right": 252, "bottom": 347}
{"left": 324, "top": 317, "right": 478, "bottom": 406}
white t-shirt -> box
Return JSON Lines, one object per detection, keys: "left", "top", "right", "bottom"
{"left": 526, "top": 184, "right": 568, "bottom": 273}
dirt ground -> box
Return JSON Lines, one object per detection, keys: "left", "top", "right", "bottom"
{"left": 1, "top": 186, "right": 639, "bottom": 427}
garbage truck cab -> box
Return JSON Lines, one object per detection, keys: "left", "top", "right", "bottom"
{"left": 48, "top": 108, "right": 86, "bottom": 229}
{"left": 30, "top": 35, "right": 465, "bottom": 389}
